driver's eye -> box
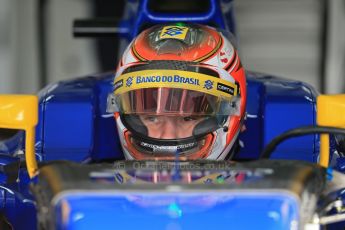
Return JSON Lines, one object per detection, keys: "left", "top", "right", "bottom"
{"left": 183, "top": 116, "right": 197, "bottom": 121}
{"left": 144, "top": 116, "right": 158, "bottom": 122}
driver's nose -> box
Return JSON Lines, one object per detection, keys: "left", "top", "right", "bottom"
{"left": 159, "top": 118, "right": 179, "bottom": 139}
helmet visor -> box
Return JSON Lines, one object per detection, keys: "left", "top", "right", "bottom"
{"left": 109, "top": 62, "right": 240, "bottom": 117}
{"left": 108, "top": 62, "right": 240, "bottom": 142}
{"left": 117, "top": 88, "right": 227, "bottom": 116}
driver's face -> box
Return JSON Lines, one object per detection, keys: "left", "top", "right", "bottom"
{"left": 139, "top": 115, "right": 204, "bottom": 139}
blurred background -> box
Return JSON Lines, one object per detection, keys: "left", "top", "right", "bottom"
{"left": 0, "top": 0, "right": 344, "bottom": 94}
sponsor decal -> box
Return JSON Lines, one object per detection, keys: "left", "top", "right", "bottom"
{"left": 140, "top": 141, "right": 198, "bottom": 153}
{"left": 204, "top": 80, "right": 214, "bottom": 90}
{"left": 126, "top": 76, "right": 133, "bottom": 87}
{"left": 113, "top": 70, "right": 238, "bottom": 99}
{"left": 221, "top": 58, "right": 228, "bottom": 63}
{"left": 159, "top": 26, "right": 189, "bottom": 40}
{"left": 217, "top": 82, "right": 235, "bottom": 95}
{"left": 114, "top": 79, "right": 123, "bottom": 91}
{"left": 135, "top": 75, "right": 200, "bottom": 86}
{"left": 114, "top": 172, "right": 124, "bottom": 184}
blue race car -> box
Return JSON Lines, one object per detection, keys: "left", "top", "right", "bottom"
{"left": 1, "top": 0, "right": 345, "bottom": 229}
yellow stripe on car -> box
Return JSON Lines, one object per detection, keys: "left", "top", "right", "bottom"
{"left": 317, "top": 94, "right": 345, "bottom": 168}
{"left": 0, "top": 95, "right": 38, "bottom": 178}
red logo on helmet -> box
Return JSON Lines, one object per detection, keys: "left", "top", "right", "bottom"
{"left": 221, "top": 58, "right": 228, "bottom": 63}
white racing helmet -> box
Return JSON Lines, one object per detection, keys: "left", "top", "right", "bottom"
{"left": 108, "top": 24, "right": 247, "bottom": 160}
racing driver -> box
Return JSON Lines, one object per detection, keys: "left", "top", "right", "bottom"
{"left": 107, "top": 23, "right": 247, "bottom": 161}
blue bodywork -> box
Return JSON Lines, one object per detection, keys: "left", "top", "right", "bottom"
{"left": 34, "top": 72, "right": 318, "bottom": 162}
{"left": 0, "top": 0, "right": 343, "bottom": 229}
{"left": 54, "top": 192, "right": 299, "bottom": 230}
{"left": 0, "top": 73, "right": 323, "bottom": 229}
